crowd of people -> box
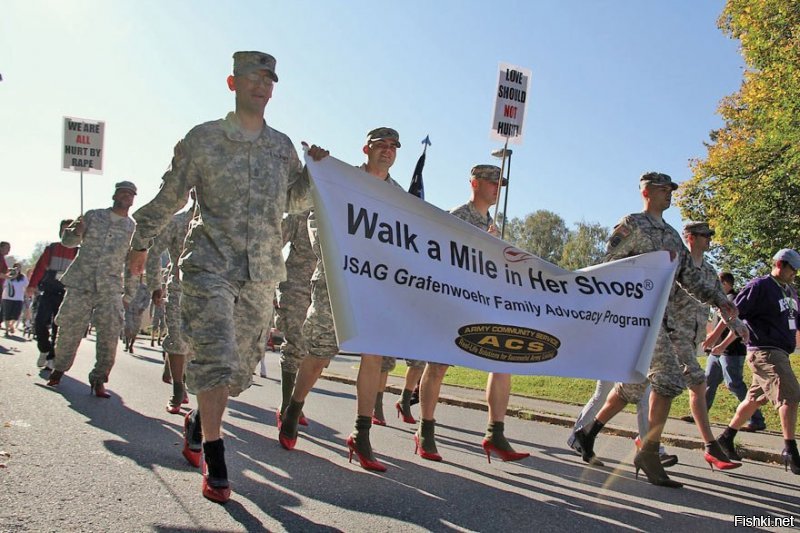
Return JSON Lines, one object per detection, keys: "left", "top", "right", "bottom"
{"left": 3, "top": 50, "right": 798, "bottom": 505}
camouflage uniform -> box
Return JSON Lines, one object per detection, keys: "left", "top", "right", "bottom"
{"left": 53, "top": 208, "right": 136, "bottom": 385}
{"left": 123, "top": 273, "right": 151, "bottom": 341}
{"left": 303, "top": 164, "right": 411, "bottom": 372}
{"left": 146, "top": 209, "right": 195, "bottom": 355}
{"left": 131, "top": 112, "right": 311, "bottom": 396}
{"left": 276, "top": 210, "right": 315, "bottom": 373}
{"left": 606, "top": 212, "right": 728, "bottom": 402}
{"left": 670, "top": 257, "right": 721, "bottom": 387}
{"left": 450, "top": 201, "right": 492, "bottom": 231}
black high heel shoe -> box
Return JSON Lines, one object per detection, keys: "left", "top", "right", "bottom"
{"left": 782, "top": 449, "right": 800, "bottom": 474}
{"left": 633, "top": 450, "right": 683, "bottom": 488}
{"left": 573, "top": 427, "right": 604, "bottom": 466}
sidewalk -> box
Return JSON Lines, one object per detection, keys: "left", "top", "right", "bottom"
{"left": 320, "top": 354, "right": 783, "bottom": 465}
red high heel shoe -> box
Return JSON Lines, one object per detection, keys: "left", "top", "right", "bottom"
{"left": 705, "top": 452, "right": 741, "bottom": 471}
{"left": 346, "top": 435, "right": 387, "bottom": 472}
{"left": 703, "top": 448, "right": 742, "bottom": 472}
{"left": 413, "top": 433, "right": 442, "bottom": 462}
{"left": 201, "top": 460, "right": 231, "bottom": 504}
{"left": 481, "top": 439, "right": 529, "bottom": 463}
{"left": 165, "top": 403, "right": 181, "bottom": 415}
{"left": 704, "top": 442, "right": 741, "bottom": 471}
{"left": 278, "top": 425, "right": 297, "bottom": 450}
{"left": 371, "top": 415, "right": 386, "bottom": 426}
{"left": 299, "top": 414, "right": 309, "bottom": 427}
{"left": 395, "top": 402, "right": 416, "bottom": 424}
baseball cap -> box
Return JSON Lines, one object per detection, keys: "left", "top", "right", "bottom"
{"left": 773, "top": 248, "right": 800, "bottom": 269}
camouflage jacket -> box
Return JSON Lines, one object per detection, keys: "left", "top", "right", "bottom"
{"left": 605, "top": 212, "right": 727, "bottom": 331}
{"left": 60, "top": 207, "right": 136, "bottom": 295}
{"left": 144, "top": 208, "right": 196, "bottom": 292}
{"left": 282, "top": 210, "right": 315, "bottom": 281}
{"left": 670, "top": 256, "right": 720, "bottom": 342}
{"left": 450, "top": 201, "right": 491, "bottom": 230}
{"left": 131, "top": 112, "right": 311, "bottom": 282}
{"left": 308, "top": 165, "right": 402, "bottom": 282}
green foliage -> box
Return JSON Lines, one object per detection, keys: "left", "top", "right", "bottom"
{"left": 504, "top": 210, "right": 569, "bottom": 264}
{"left": 560, "top": 222, "right": 610, "bottom": 270}
{"left": 504, "top": 211, "right": 609, "bottom": 271}
{"left": 677, "top": 0, "right": 800, "bottom": 280}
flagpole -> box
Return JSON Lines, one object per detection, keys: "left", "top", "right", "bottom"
{"left": 491, "top": 137, "right": 509, "bottom": 227}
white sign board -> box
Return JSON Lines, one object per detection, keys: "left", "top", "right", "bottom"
{"left": 306, "top": 154, "right": 677, "bottom": 382}
{"left": 62, "top": 116, "right": 105, "bottom": 174}
{"left": 490, "top": 63, "right": 531, "bottom": 145}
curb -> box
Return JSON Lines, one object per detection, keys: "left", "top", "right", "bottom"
{"left": 319, "top": 372, "right": 783, "bottom": 465}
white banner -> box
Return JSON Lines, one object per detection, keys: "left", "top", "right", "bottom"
{"left": 490, "top": 62, "right": 531, "bottom": 144}
{"left": 62, "top": 116, "right": 104, "bottom": 173}
{"left": 306, "top": 155, "right": 677, "bottom": 383}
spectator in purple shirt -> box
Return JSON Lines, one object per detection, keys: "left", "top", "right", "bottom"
{"left": 716, "top": 248, "right": 800, "bottom": 475}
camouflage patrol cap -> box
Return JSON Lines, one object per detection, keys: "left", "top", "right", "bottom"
{"left": 366, "top": 127, "right": 401, "bottom": 148}
{"left": 114, "top": 180, "right": 137, "bottom": 195}
{"left": 470, "top": 165, "right": 508, "bottom": 186}
{"left": 639, "top": 172, "right": 678, "bottom": 190}
{"left": 683, "top": 221, "right": 714, "bottom": 236}
{"left": 233, "top": 51, "right": 278, "bottom": 82}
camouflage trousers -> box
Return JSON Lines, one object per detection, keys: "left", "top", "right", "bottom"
{"left": 182, "top": 271, "right": 273, "bottom": 397}
{"left": 124, "top": 301, "right": 149, "bottom": 339}
{"left": 53, "top": 287, "right": 124, "bottom": 385}
{"left": 302, "top": 260, "right": 397, "bottom": 372}
{"left": 276, "top": 274, "right": 312, "bottom": 374}
{"left": 162, "top": 282, "right": 188, "bottom": 355}
{"left": 615, "top": 326, "right": 705, "bottom": 403}
{"left": 151, "top": 304, "right": 166, "bottom": 331}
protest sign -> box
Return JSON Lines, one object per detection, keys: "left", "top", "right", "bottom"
{"left": 490, "top": 63, "right": 531, "bottom": 144}
{"left": 62, "top": 116, "right": 104, "bottom": 173}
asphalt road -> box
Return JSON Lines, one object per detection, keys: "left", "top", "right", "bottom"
{"left": 1, "top": 332, "right": 798, "bottom": 532}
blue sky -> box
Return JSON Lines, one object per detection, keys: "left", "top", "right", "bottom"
{"left": 1, "top": 0, "right": 744, "bottom": 261}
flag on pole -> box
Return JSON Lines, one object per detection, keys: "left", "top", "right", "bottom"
{"left": 408, "top": 135, "right": 431, "bottom": 199}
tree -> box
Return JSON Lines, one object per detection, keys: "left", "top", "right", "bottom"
{"left": 559, "top": 222, "right": 610, "bottom": 271}
{"left": 677, "top": 0, "right": 800, "bottom": 279}
{"left": 505, "top": 210, "right": 569, "bottom": 264}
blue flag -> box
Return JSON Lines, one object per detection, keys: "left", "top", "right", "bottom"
{"left": 408, "top": 135, "right": 431, "bottom": 199}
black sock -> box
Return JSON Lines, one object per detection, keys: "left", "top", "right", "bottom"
{"left": 721, "top": 426, "right": 738, "bottom": 441}
{"left": 587, "top": 419, "right": 605, "bottom": 438}
{"left": 203, "top": 439, "right": 227, "bottom": 480}
{"left": 281, "top": 399, "right": 304, "bottom": 435}
{"left": 190, "top": 409, "right": 203, "bottom": 443}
